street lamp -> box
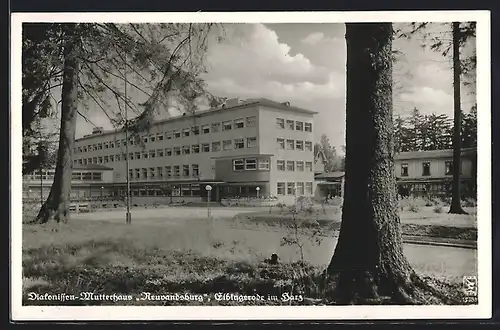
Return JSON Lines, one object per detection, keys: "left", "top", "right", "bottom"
{"left": 256, "top": 187, "right": 260, "bottom": 199}
{"left": 205, "top": 185, "right": 212, "bottom": 218}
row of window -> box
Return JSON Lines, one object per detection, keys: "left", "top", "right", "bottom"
{"left": 113, "top": 184, "right": 202, "bottom": 197}
{"left": 25, "top": 171, "right": 103, "bottom": 181}
{"left": 276, "top": 118, "right": 313, "bottom": 132}
{"left": 75, "top": 116, "right": 259, "bottom": 154}
{"left": 128, "top": 164, "right": 201, "bottom": 180}
{"left": 276, "top": 160, "right": 313, "bottom": 172}
{"left": 277, "top": 138, "right": 313, "bottom": 151}
{"left": 276, "top": 182, "right": 314, "bottom": 196}
{"left": 400, "top": 160, "right": 459, "bottom": 177}
{"left": 232, "top": 158, "right": 270, "bottom": 171}
{"left": 74, "top": 138, "right": 258, "bottom": 165}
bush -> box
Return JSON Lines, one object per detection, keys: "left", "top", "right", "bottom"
{"left": 408, "top": 203, "right": 420, "bottom": 213}
{"left": 462, "top": 198, "right": 477, "bottom": 208}
{"left": 433, "top": 205, "right": 443, "bottom": 214}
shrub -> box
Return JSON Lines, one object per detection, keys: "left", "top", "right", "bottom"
{"left": 408, "top": 202, "right": 420, "bottom": 213}
{"left": 462, "top": 198, "right": 477, "bottom": 208}
{"left": 433, "top": 205, "right": 443, "bottom": 214}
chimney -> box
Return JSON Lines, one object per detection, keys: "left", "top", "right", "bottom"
{"left": 92, "top": 127, "right": 103, "bottom": 134}
{"left": 226, "top": 98, "right": 240, "bottom": 107}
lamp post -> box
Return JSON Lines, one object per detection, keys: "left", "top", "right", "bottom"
{"left": 205, "top": 185, "right": 212, "bottom": 218}
{"left": 256, "top": 186, "right": 260, "bottom": 199}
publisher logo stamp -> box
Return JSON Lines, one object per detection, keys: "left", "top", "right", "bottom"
{"left": 463, "top": 276, "right": 478, "bottom": 304}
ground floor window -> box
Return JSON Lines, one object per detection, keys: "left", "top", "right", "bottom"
{"left": 277, "top": 182, "right": 285, "bottom": 195}
{"left": 296, "top": 182, "right": 305, "bottom": 195}
{"left": 287, "top": 182, "right": 295, "bottom": 195}
{"left": 305, "top": 182, "right": 313, "bottom": 194}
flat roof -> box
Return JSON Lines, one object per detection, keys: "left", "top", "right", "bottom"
{"left": 76, "top": 98, "right": 317, "bottom": 142}
{"left": 394, "top": 148, "right": 476, "bottom": 160}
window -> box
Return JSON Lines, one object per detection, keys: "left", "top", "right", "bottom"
{"left": 84, "top": 146, "right": 89, "bottom": 152}
{"left": 295, "top": 121, "right": 303, "bottom": 131}
{"left": 401, "top": 163, "right": 409, "bottom": 177}
{"left": 246, "top": 116, "right": 256, "bottom": 127}
{"left": 223, "top": 140, "right": 232, "bottom": 151}
{"left": 305, "top": 122, "right": 312, "bottom": 132}
{"left": 183, "top": 165, "right": 190, "bottom": 177}
{"left": 157, "top": 167, "right": 163, "bottom": 178}
{"left": 202, "top": 143, "right": 210, "bottom": 152}
{"left": 234, "top": 118, "right": 244, "bottom": 129}
{"left": 277, "top": 138, "right": 285, "bottom": 149}
{"left": 191, "top": 184, "right": 201, "bottom": 196}
{"left": 150, "top": 135, "right": 156, "bottom": 142}
{"left": 305, "top": 141, "right": 313, "bottom": 151}
{"left": 276, "top": 118, "right": 285, "bottom": 129}
{"left": 149, "top": 167, "right": 156, "bottom": 179}
{"left": 183, "top": 128, "right": 190, "bottom": 137}
{"left": 192, "top": 164, "right": 199, "bottom": 177}
{"left": 150, "top": 150, "right": 156, "bottom": 158}
{"left": 98, "top": 156, "right": 103, "bottom": 164}
{"left": 165, "top": 166, "right": 172, "bottom": 177}
{"left": 287, "top": 182, "right": 295, "bottom": 195}
{"left": 233, "top": 159, "right": 244, "bottom": 171}
{"left": 258, "top": 159, "right": 270, "bottom": 170}
{"left": 277, "top": 182, "right": 285, "bottom": 195}
{"left": 192, "top": 126, "right": 200, "bottom": 135}
{"left": 445, "top": 161, "right": 452, "bottom": 175}
{"left": 212, "top": 141, "right": 221, "bottom": 152}
{"left": 98, "top": 143, "right": 103, "bottom": 150}
{"left": 287, "top": 161, "right": 295, "bottom": 171}
{"left": 115, "top": 141, "right": 120, "bottom": 148}
{"left": 157, "top": 133, "right": 164, "bottom": 141}
{"left": 122, "top": 139, "right": 127, "bottom": 146}
{"left": 88, "top": 158, "right": 92, "bottom": 164}
{"left": 135, "top": 152, "right": 141, "bottom": 160}
{"left": 143, "top": 136, "right": 148, "bottom": 143}
{"left": 166, "top": 131, "right": 173, "bottom": 140}
{"left": 93, "top": 157, "right": 97, "bottom": 164}
{"left": 173, "top": 165, "right": 180, "bottom": 177}
{"left": 296, "top": 161, "right": 304, "bottom": 171}
{"left": 82, "top": 172, "right": 92, "bottom": 181}
{"left": 142, "top": 168, "right": 148, "bottom": 179}
{"left": 245, "top": 158, "right": 257, "bottom": 170}
{"left": 296, "top": 140, "right": 304, "bottom": 150}
{"left": 287, "top": 139, "right": 295, "bottom": 150}
{"left": 247, "top": 137, "right": 257, "bottom": 148}
{"left": 212, "top": 123, "right": 220, "bottom": 133}
{"left": 129, "top": 139, "right": 135, "bottom": 146}
{"left": 182, "top": 146, "right": 190, "bottom": 155}
{"left": 135, "top": 169, "right": 141, "bottom": 179}
{"left": 174, "top": 147, "right": 181, "bottom": 156}
{"left": 234, "top": 138, "right": 245, "bottom": 149}
{"left": 286, "top": 120, "right": 294, "bottom": 130}
{"left": 422, "top": 162, "right": 431, "bottom": 176}
{"left": 143, "top": 152, "right": 148, "bottom": 159}
{"left": 181, "top": 184, "right": 191, "bottom": 197}
{"left": 92, "top": 172, "right": 102, "bottom": 181}
{"left": 166, "top": 148, "right": 172, "bottom": 156}
{"left": 84, "top": 158, "right": 88, "bottom": 165}
{"left": 157, "top": 149, "right": 164, "bottom": 157}
{"left": 305, "top": 182, "right": 313, "bottom": 194}
{"left": 296, "top": 182, "right": 305, "bottom": 195}
{"left": 222, "top": 121, "right": 232, "bottom": 131}
{"left": 192, "top": 144, "right": 200, "bottom": 154}
{"left": 113, "top": 155, "right": 118, "bottom": 162}
{"left": 174, "top": 130, "right": 181, "bottom": 138}
{"left": 172, "top": 186, "right": 180, "bottom": 196}
{"left": 277, "top": 160, "right": 285, "bottom": 171}
{"left": 104, "top": 143, "right": 109, "bottom": 149}
{"left": 202, "top": 124, "right": 210, "bottom": 134}
{"left": 305, "top": 161, "right": 313, "bottom": 172}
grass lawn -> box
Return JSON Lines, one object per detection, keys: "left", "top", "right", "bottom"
{"left": 21, "top": 213, "right": 476, "bottom": 306}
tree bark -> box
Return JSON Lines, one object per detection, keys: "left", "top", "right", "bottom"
{"left": 35, "top": 24, "right": 80, "bottom": 224}
{"left": 449, "top": 22, "right": 468, "bottom": 214}
{"left": 327, "top": 23, "right": 443, "bottom": 305}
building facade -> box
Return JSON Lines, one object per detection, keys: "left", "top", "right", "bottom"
{"left": 394, "top": 148, "right": 477, "bottom": 198}
{"left": 69, "top": 98, "right": 318, "bottom": 204}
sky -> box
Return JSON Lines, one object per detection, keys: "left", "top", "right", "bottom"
{"left": 65, "top": 23, "right": 476, "bottom": 154}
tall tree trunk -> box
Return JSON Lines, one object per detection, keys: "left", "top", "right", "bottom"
{"left": 449, "top": 22, "right": 468, "bottom": 214}
{"left": 35, "top": 24, "right": 80, "bottom": 224}
{"left": 327, "top": 23, "right": 446, "bottom": 305}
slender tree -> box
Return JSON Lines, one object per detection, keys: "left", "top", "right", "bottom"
{"left": 449, "top": 22, "right": 468, "bottom": 214}
{"left": 328, "top": 23, "right": 448, "bottom": 304}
